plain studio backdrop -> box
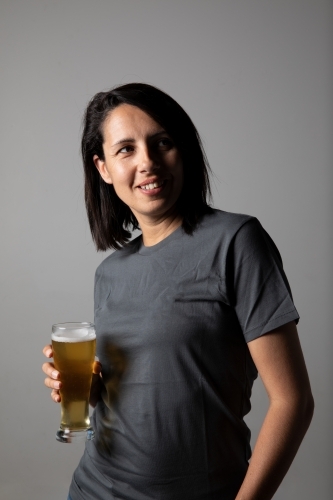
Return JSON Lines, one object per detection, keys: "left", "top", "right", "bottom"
{"left": 0, "top": 1, "right": 331, "bottom": 498}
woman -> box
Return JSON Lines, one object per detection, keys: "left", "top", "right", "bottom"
{"left": 43, "top": 83, "right": 314, "bottom": 500}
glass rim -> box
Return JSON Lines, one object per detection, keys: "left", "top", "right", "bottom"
{"left": 52, "top": 322, "right": 95, "bottom": 333}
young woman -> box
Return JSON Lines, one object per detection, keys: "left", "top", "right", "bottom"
{"left": 43, "top": 83, "right": 314, "bottom": 500}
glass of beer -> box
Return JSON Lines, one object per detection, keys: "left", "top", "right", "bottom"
{"left": 51, "top": 322, "right": 96, "bottom": 443}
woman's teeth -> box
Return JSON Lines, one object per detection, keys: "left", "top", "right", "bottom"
{"left": 140, "top": 181, "right": 164, "bottom": 190}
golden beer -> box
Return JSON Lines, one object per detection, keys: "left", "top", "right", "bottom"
{"left": 51, "top": 322, "right": 96, "bottom": 442}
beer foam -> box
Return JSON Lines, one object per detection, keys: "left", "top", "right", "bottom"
{"left": 51, "top": 323, "right": 96, "bottom": 342}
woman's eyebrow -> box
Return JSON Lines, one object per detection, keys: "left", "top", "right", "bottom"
{"left": 111, "top": 130, "right": 166, "bottom": 148}
{"left": 111, "top": 137, "right": 135, "bottom": 147}
{"left": 149, "top": 130, "right": 167, "bottom": 138}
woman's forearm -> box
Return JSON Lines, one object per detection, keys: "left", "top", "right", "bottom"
{"left": 235, "top": 395, "right": 314, "bottom": 500}
{"left": 237, "top": 322, "right": 314, "bottom": 499}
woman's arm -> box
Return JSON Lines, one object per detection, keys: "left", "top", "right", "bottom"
{"left": 235, "top": 321, "right": 314, "bottom": 500}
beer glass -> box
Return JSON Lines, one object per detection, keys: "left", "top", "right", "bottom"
{"left": 51, "top": 322, "right": 96, "bottom": 443}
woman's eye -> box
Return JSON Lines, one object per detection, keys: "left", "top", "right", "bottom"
{"left": 157, "top": 138, "right": 173, "bottom": 150}
{"left": 118, "top": 145, "right": 134, "bottom": 154}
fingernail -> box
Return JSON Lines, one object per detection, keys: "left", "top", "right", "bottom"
{"left": 52, "top": 370, "right": 59, "bottom": 378}
{"left": 46, "top": 349, "right": 52, "bottom": 357}
{"left": 55, "top": 381, "right": 61, "bottom": 389}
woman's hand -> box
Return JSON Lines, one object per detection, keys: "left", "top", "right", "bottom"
{"left": 90, "top": 359, "right": 103, "bottom": 408}
{"left": 42, "top": 344, "right": 103, "bottom": 406}
{"left": 42, "top": 344, "right": 61, "bottom": 402}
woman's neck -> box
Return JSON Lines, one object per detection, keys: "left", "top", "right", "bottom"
{"left": 137, "top": 212, "right": 183, "bottom": 247}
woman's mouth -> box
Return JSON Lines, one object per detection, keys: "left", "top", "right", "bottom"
{"left": 138, "top": 179, "right": 167, "bottom": 196}
{"left": 139, "top": 181, "right": 165, "bottom": 191}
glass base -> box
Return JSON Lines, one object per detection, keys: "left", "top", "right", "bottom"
{"left": 56, "top": 427, "right": 95, "bottom": 443}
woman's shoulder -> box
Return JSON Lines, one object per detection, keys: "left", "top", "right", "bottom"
{"left": 199, "top": 208, "right": 257, "bottom": 237}
{"left": 200, "top": 209, "right": 280, "bottom": 259}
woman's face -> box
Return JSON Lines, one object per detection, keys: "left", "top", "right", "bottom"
{"left": 94, "top": 104, "right": 183, "bottom": 226}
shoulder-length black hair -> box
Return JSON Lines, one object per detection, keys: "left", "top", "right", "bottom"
{"left": 82, "top": 82, "right": 213, "bottom": 250}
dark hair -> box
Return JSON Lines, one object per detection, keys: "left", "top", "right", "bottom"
{"left": 82, "top": 82, "right": 213, "bottom": 250}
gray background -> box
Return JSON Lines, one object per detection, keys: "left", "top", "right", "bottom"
{"left": 0, "top": 0, "right": 331, "bottom": 498}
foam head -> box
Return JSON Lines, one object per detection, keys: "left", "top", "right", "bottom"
{"left": 51, "top": 322, "right": 96, "bottom": 342}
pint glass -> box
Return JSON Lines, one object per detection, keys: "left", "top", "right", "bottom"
{"left": 51, "top": 322, "right": 96, "bottom": 443}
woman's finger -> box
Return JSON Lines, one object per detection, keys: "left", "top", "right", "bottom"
{"left": 43, "top": 344, "right": 53, "bottom": 358}
{"left": 93, "top": 360, "right": 102, "bottom": 375}
{"left": 44, "top": 376, "right": 61, "bottom": 390}
{"left": 42, "top": 361, "right": 59, "bottom": 379}
{"left": 51, "top": 389, "right": 61, "bottom": 403}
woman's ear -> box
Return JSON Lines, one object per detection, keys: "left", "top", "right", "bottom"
{"left": 93, "top": 154, "right": 113, "bottom": 184}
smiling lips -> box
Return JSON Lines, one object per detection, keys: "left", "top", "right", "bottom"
{"left": 138, "top": 179, "right": 165, "bottom": 191}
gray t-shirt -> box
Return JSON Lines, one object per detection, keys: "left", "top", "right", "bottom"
{"left": 70, "top": 209, "right": 299, "bottom": 500}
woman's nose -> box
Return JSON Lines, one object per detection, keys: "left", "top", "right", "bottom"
{"left": 138, "top": 146, "right": 159, "bottom": 173}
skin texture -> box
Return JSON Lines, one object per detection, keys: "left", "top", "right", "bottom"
{"left": 42, "top": 104, "right": 314, "bottom": 499}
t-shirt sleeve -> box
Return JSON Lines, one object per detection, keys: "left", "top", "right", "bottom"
{"left": 226, "top": 218, "right": 299, "bottom": 343}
